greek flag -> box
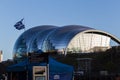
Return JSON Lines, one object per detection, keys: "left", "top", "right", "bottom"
{"left": 14, "top": 19, "right": 25, "bottom": 30}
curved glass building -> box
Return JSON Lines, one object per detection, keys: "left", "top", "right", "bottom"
{"left": 13, "top": 25, "right": 120, "bottom": 61}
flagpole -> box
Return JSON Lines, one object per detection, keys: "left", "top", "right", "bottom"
{"left": 47, "top": 63, "right": 49, "bottom": 80}
{"left": 47, "top": 53, "right": 49, "bottom": 80}
{"left": 23, "top": 18, "right": 28, "bottom": 80}
{"left": 14, "top": 18, "right": 27, "bottom": 79}
{"left": 23, "top": 24, "right": 25, "bottom": 31}
{"left": 23, "top": 18, "right": 26, "bottom": 32}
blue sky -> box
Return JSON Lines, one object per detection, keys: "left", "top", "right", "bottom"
{"left": 0, "top": 0, "right": 120, "bottom": 60}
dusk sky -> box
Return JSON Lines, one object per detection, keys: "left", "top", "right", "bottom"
{"left": 0, "top": 0, "right": 120, "bottom": 60}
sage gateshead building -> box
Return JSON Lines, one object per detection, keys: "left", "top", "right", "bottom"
{"left": 13, "top": 25, "right": 120, "bottom": 60}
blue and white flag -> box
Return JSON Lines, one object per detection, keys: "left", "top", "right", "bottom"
{"left": 14, "top": 19, "right": 25, "bottom": 30}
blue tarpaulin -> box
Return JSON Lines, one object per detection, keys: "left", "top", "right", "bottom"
{"left": 7, "top": 59, "right": 27, "bottom": 72}
{"left": 7, "top": 57, "right": 74, "bottom": 80}
{"left": 49, "top": 57, "right": 74, "bottom": 80}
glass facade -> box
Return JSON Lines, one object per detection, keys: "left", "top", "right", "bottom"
{"left": 67, "top": 33, "right": 110, "bottom": 53}
{"left": 13, "top": 25, "right": 119, "bottom": 61}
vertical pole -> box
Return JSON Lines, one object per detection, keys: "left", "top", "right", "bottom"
{"left": 82, "top": 33, "right": 85, "bottom": 52}
{"left": 90, "top": 32, "right": 93, "bottom": 52}
{"left": 100, "top": 35, "right": 102, "bottom": 46}
{"left": 27, "top": 70, "right": 28, "bottom": 80}
{"left": 47, "top": 53, "right": 49, "bottom": 80}
{"left": 23, "top": 18, "right": 26, "bottom": 32}
{"left": 10, "top": 72, "right": 12, "bottom": 80}
{"left": 26, "top": 56, "right": 28, "bottom": 80}
{"left": 47, "top": 64, "right": 49, "bottom": 80}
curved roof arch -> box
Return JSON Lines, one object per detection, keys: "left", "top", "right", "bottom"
{"left": 82, "top": 30, "right": 120, "bottom": 44}
{"left": 13, "top": 25, "right": 57, "bottom": 55}
{"left": 65, "top": 29, "right": 120, "bottom": 55}
{"left": 46, "top": 25, "right": 94, "bottom": 49}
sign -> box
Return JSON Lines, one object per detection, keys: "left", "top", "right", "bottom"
{"left": 35, "top": 76, "right": 45, "bottom": 80}
{"left": 28, "top": 53, "right": 48, "bottom": 63}
{"left": 34, "top": 66, "right": 46, "bottom": 75}
{"left": 33, "top": 66, "right": 47, "bottom": 80}
{"left": 54, "top": 75, "right": 60, "bottom": 80}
